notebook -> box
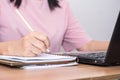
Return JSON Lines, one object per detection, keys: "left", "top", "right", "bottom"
{"left": 76, "top": 12, "right": 120, "bottom": 66}
{"left": 0, "top": 53, "right": 77, "bottom": 68}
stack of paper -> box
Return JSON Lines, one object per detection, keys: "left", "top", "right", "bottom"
{"left": 0, "top": 54, "right": 77, "bottom": 69}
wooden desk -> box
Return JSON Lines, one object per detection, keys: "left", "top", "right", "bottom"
{"left": 0, "top": 64, "right": 120, "bottom": 80}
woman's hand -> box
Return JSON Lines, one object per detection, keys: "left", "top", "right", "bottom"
{"left": 1, "top": 31, "right": 50, "bottom": 57}
{"left": 77, "top": 40, "right": 109, "bottom": 51}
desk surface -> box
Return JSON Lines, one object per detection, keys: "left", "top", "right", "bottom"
{"left": 0, "top": 64, "right": 120, "bottom": 80}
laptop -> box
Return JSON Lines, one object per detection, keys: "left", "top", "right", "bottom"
{"left": 76, "top": 12, "right": 120, "bottom": 66}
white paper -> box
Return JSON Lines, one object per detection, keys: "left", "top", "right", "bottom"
{"left": 21, "top": 62, "right": 78, "bottom": 69}
{"left": 0, "top": 54, "right": 74, "bottom": 60}
{"left": 0, "top": 54, "right": 77, "bottom": 67}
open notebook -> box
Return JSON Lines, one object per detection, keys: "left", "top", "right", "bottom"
{"left": 0, "top": 53, "right": 77, "bottom": 69}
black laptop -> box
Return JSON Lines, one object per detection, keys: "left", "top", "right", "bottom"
{"left": 76, "top": 12, "right": 120, "bottom": 66}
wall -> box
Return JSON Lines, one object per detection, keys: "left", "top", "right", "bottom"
{"left": 68, "top": 0, "right": 120, "bottom": 40}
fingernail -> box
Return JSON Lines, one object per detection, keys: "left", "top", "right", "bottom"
{"left": 46, "top": 49, "right": 50, "bottom": 52}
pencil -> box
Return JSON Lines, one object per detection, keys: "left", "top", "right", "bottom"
{"left": 15, "top": 9, "right": 50, "bottom": 53}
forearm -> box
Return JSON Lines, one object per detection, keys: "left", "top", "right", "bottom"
{"left": 77, "top": 40, "right": 109, "bottom": 51}
{"left": 0, "top": 42, "right": 9, "bottom": 55}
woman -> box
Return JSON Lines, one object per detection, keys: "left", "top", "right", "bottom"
{"left": 0, "top": 0, "right": 109, "bottom": 57}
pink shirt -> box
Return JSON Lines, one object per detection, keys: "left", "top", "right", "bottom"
{"left": 0, "top": 0, "right": 92, "bottom": 52}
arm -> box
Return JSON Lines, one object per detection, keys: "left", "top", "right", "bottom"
{"left": 77, "top": 40, "right": 109, "bottom": 51}
{"left": 0, "top": 42, "right": 9, "bottom": 55}
{"left": 0, "top": 32, "right": 50, "bottom": 56}
{"left": 62, "top": 1, "right": 109, "bottom": 52}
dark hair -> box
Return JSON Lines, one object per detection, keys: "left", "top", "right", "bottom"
{"left": 9, "top": 0, "right": 60, "bottom": 11}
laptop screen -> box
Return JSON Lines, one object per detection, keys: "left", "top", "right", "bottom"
{"left": 105, "top": 12, "right": 120, "bottom": 65}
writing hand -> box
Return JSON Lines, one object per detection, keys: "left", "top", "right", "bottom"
{"left": 6, "top": 31, "right": 50, "bottom": 57}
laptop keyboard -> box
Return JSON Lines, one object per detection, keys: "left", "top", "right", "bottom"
{"left": 79, "top": 52, "right": 106, "bottom": 60}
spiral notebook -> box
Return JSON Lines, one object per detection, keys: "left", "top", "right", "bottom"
{"left": 0, "top": 53, "right": 77, "bottom": 69}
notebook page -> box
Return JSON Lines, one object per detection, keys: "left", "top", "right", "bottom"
{"left": 0, "top": 54, "right": 76, "bottom": 61}
{"left": 22, "top": 62, "right": 78, "bottom": 69}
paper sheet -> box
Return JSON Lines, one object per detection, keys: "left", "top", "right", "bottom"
{"left": 0, "top": 54, "right": 74, "bottom": 60}
{"left": 22, "top": 62, "right": 78, "bottom": 69}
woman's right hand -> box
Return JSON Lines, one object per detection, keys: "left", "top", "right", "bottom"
{"left": 1, "top": 31, "right": 50, "bottom": 57}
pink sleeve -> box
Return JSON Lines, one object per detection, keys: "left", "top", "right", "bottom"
{"left": 62, "top": 1, "right": 92, "bottom": 51}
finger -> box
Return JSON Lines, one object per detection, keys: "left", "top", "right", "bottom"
{"left": 31, "top": 45, "right": 42, "bottom": 56}
{"left": 33, "top": 32, "right": 50, "bottom": 49}
{"left": 35, "top": 35, "right": 50, "bottom": 49}
{"left": 23, "top": 50, "right": 36, "bottom": 57}
{"left": 30, "top": 37, "right": 47, "bottom": 52}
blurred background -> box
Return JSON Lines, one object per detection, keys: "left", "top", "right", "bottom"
{"left": 68, "top": 0, "right": 120, "bottom": 41}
